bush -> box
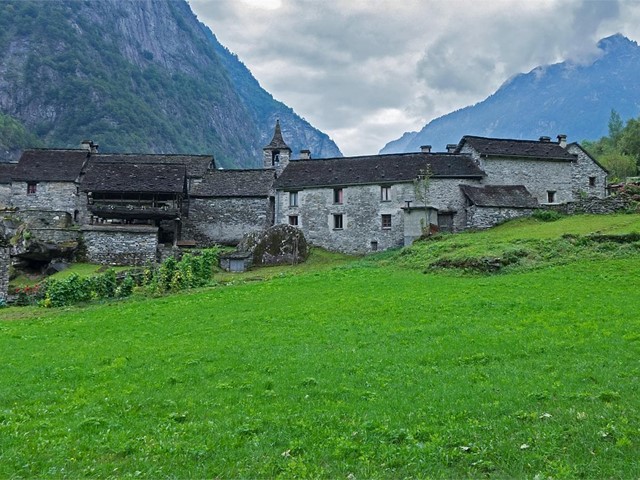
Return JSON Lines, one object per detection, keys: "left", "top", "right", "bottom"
{"left": 143, "top": 247, "right": 220, "bottom": 295}
{"left": 533, "top": 209, "right": 563, "bottom": 222}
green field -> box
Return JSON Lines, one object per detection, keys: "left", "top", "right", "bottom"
{"left": 1, "top": 215, "right": 640, "bottom": 478}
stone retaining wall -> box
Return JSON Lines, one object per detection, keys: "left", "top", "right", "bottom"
{"left": 0, "top": 246, "right": 8, "bottom": 302}
{"left": 466, "top": 206, "right": 535, "bottom": 230}
{"left": 544, "top": 196, "right": 635, "bottom": 215}
{"left": 81, "top": 225, "right": 158, "bottom": 266}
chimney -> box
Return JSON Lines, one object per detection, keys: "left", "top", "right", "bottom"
{"left": 299, "top": 149, "right": 311, "bottom": 160}
{"left": 557, "top": 134, "right": 567, "bottom": 148}
{"left": 539, "top": 136, "right": 551, "bottom": 143}
{"left": 420, "top": 145, "right": 432, "bottom": 153}
{"left": 446, "top": 144, "right": 457, "bottom": 153}
{"left": 80, "top": 140, "right": 99, "bottom": 154}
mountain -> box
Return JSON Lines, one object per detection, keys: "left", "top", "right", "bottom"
{"left": 381, "top": 34, "right": 640, "bottom": 154}
{"left": 0, "top": 0, "right": 341, "bottom": 166}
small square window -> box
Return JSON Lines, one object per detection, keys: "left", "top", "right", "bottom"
{"left": 288, "top": 215, "right": 299, "bottom": 226}
{"left": 371, "top": 241, "right": 378, "bottom": 251}
{"left": 333, "top": 213, "right": 343, "bottom": 229}
{"left": 589, "top": 176, "right": 596, "bottom": 187}
{"left": 381, "top": 186, "right": 391, "bottom": 202}
{"left": 333, "top": 188, "right": 343, "bottom": 204}
{"left": 27, "top": 182, "right": 37, "bottom": 194}
{"left": 381, "top": 214, "right": 392, "bottom": 229}
{"left": 547, "top": 190, "right": 556, "bottom": 203}
{"left": 289, "top": 191, "right": 298, "bottom": 207}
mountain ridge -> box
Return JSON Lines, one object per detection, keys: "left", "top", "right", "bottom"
{"left": 0, "top": 0, "right": 341, "bottom": 166}
{"left": 381, "top": 34, "right": 640, "bottom": 154}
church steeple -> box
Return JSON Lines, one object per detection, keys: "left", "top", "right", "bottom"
{"left": 263, "top": 119, "right": 291, "bottom": 174}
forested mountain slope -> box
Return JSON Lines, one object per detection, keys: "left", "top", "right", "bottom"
{"left": 0, "top": 0, "right": 341, "bottom": 166}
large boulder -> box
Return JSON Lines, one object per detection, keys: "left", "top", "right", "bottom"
{"left": 238, "top": 224, "right": 309, "bottom": 266}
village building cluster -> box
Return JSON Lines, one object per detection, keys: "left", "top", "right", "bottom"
{"left": 0, "top": 121, "right": 608, "bottom": 272}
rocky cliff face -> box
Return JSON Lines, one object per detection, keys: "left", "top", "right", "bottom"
{"left": 0, "top": 0, "right": 341, "bottom": 166}
{"left": 381, "top": 34, "right": 640, "bottom": 154}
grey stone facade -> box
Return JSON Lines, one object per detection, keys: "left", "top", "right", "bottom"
{"left": 0, "top": 246, "right": 8, "bottom": 302}
{"left": 11, "top": 182, "right": 79, "bottom": 216}
{"left": 466, "top": 206, "right": 535, "bottom": 229}
{"left": 276, "top": 179, "right": 481, "bottom": 254}
{"left": 183, "top": 197, "right": 272, "bottom": 246}
{"left": 567, "top": 144, "right": 608, "bottom": 198}
{"left": 0, "top": 184, "right": 10, "bottom": 207}
{"left": 81, "top": 225, "right": 158, "bottom": 265}
{"left": 277, "top": 183, "right": 409, "bottom": 254}
{"left": 459, "top": 144, "right": 574, "bottom": 205}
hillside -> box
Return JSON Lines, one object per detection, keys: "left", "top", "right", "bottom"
{"left": 0, "top": 0, "right": 341, "bottom": 166}
{"left": 381, "top": 34, "right": 640, "bottom": 153}
{"left": 2, "top": 214, "right": 640, "bottom": 477}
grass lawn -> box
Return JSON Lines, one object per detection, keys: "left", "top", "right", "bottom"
{"left": 1, "top": 214, "right": 639, "bottom": 477}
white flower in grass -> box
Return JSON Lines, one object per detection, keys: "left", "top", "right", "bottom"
{"left": 520, "top": 443, "right": 530, "bottom": 450}
{"left": 539, "top": 412, "right": 552, "bottom": 419}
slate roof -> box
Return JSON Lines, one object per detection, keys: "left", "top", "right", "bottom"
{"left": 91, "top": 153, "right": 214, "bottom": 178}
{"left": 191, "top": 169, "right": 275, "bottom": 197}
{"left": 12, "top": 149, "right": 88, "bottom": 182}
{"left": 456, "top": 136, "right": 576, "bottom": 161}
{"left": 273, "top": 153, "right": 485, "bottom": 190}
{"left": 460, "top": 184, "right": 539, "bottom": 208}
{"left": 264, "top": 119, "right": 291, "bottom": 151}
{"left": 0, "top": 163, "right": 16, "bottom": 183}
{"left": 81, "top": 163, "right": 186, "bottom": 193}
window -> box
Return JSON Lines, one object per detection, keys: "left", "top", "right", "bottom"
{"left": 333, "top": 188, "right": 343, "bottom": 204}
{"left": 381, "top": 214, "right": 392, "bottom": 229}
{"left": 547, "top": 190, "right": 556, "bottom": 203}
{"left": 272, "top": 151, "right": 280, "bottom": 166}
{"left": 333, "top": 214, "right": 343, "bottom": 229}
{"left": 27, "top": 182, "right": 37, "bottom": 194}
{"left": 371, "top": 241, "right": 378, "bottom": 251}
{"left": 381, "top": 186, "right": 391, "bottom": 202}
{"left": 288, "top": 215, "right": 299, "bottom": 226}
{"left": 289, "top": 191, "right": 298, "bottom": 207}
{"left": 589, "top": 176, "right": 596, "bottom": 187}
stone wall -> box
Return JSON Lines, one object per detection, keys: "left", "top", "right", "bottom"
{"left": 545, "top": 195, "right": 635, "bottom": 215}
{"left": 81, "top": 225, "right": 158, "bottom": 265}
{"left": 460, "top": 144, "right": 574, "bottom": 204}
{"left": 11, "top": 181, "right": 79, "bottom": 216}
{"left": 276, "top": 178, "right": 482, "bottom": 254}
{"left": 0, "top": 184, "right": 10, "bottom": 208}
{"left": 182, "top": 197, "right": 272, "bottom": 246}
{"left": 0, "top": 246, "right": 8, "bottom": 302}
{"left": 16, "top": 210, "right": 72, "bottom": 229}
{"left": 466, "top": 206, "right": 535, "bottom": 230}
{"left": 566, "top": 144, "right": 608, "bottom": 199}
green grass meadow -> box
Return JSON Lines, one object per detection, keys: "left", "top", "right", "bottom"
{"left": 1, "top": 215, "right": 640, "bottom": 478}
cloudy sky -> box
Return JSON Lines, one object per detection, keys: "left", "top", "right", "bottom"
{"left": 189, "top": 0, "right": 640, "bottom": 156}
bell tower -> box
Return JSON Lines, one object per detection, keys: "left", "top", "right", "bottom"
{"left": 263, "top": 119, "right": 291, "bottom": 175}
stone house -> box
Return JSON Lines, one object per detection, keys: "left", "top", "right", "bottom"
{"left": 461, "top": 185, "right": 539, "bottom": 229}
{"left": 273, "top": 152, "right": 485, "bottom": 253}
{"left": 455, "top": 135, "right": 608, "bottom": 205}
{"left": 10, "top": 148, "right": 89, "bottom": 219}
{"left": 184, "top": 168, "right": 276, "bottom": 246}
{"left": 3, "top": 123, "right": 609, "bottom": 261}
{"left": 0, "top": 163, "right": 16, "bottom": 207}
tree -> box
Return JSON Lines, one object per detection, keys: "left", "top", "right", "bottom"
{"left": 599, "top": 152, "right": 637, "bottom": 182}
{"left": 619, "top": 118, "right": 640, "bottom": 166}
{"left": 608, "top": 109, "right": 624, "bottom": 148}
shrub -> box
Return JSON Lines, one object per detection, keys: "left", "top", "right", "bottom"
{"left": 533, "top": 209, "right": 563, "bottom": 222}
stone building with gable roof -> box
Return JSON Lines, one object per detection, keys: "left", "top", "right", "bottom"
{"left": 3, "top": 122, "right": 609, "bottom": 261}
{"left": 184, "top": 168, "right": 276, "bottom": 246}
{"left": 0, "top": 163, "right": 16, "bottom": 207}
{"left": 273, "top": 151, "right": 485, "bottom": 253}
